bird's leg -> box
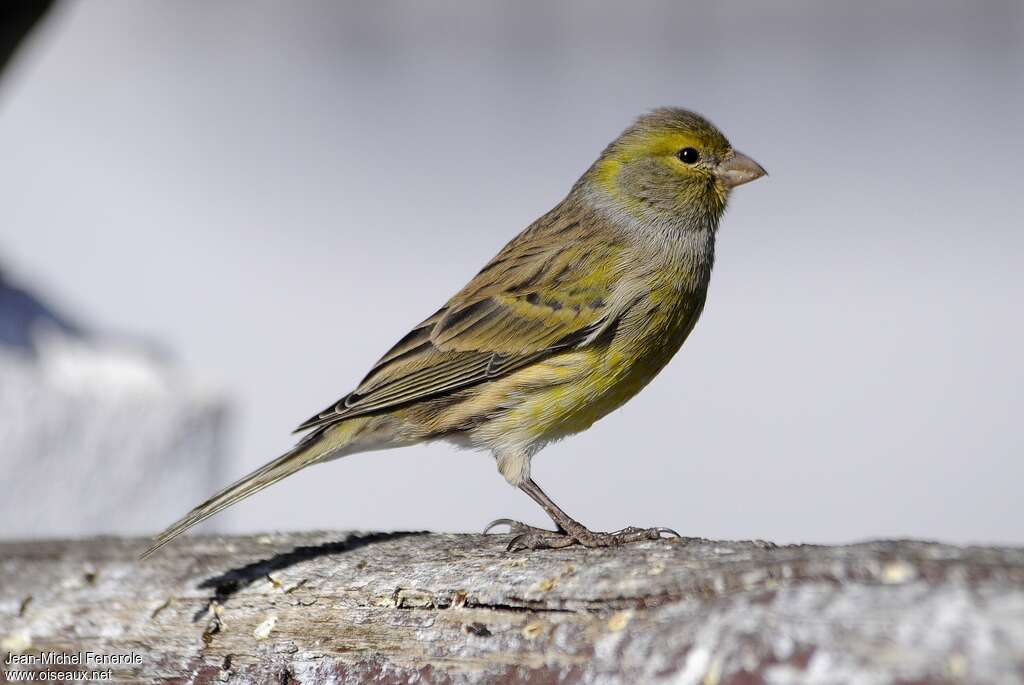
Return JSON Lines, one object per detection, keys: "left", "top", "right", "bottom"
{"left": 484, "top": 478, "right": 680, "bottom": 551}
{"left": 482, "top": 479, "right": 576, "bottom": 550}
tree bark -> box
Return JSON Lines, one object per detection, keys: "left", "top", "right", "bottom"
{"left": 1, "top": 532, "right": 1023, "bottom": 684}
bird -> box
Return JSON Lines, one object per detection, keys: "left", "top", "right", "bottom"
{"left": 142, "top": 107, "right": 766, "bottom": 558}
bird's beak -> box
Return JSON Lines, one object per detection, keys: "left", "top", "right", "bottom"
{"left": 716, "top": 151, "right": 767, "bottom": 189}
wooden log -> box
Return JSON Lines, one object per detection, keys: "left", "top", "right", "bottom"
{"left": 2, "top": 532, "right": 1023, "bottom": 683}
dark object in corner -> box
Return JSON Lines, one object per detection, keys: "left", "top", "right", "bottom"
{"left": 0, "top": 0, "right": 55, "bottom": 77}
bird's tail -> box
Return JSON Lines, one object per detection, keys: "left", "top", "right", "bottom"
{"left": 140, "top": 421, "right": 365, "bottom": 559}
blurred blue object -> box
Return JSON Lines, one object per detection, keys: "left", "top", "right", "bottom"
{"left": 0, "top": 265, "right": 83, "bottom": 353}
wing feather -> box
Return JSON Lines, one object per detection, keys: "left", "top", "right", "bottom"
{"left": 294, "top": 207, "right": 625, "bottom": 433}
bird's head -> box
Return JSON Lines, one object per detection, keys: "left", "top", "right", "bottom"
{"left": 585, "top": 108, "right": 766, "bottom": 228}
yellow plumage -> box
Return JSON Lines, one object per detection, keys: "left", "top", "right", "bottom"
{"left": 143, "top": 107, "right": 765, "bottom": 557}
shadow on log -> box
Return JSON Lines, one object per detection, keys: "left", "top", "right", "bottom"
{"left": 1, "top": 532, "right": 1023, "bottom": 683}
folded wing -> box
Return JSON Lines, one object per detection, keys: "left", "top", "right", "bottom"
{"left": 295, "top": 217, "right": 625, "bottom": 432}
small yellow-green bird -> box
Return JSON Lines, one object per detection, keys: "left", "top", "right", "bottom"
{"left": 143, "top": 107, "right": 765, "bottom": 557}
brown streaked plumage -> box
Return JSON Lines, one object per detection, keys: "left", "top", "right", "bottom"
{"left": 296, "top": 205, "right": 624, "bottom": 431}
{"left": 143, "top": 108, "right": 766, "bottom": 558}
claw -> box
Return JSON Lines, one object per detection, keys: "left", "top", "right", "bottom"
{"left": 609, "top": 525, "right": 681, "bottom": 538}
{"left": 506, "top": 533, "right": 528, "bottom": 552}
{"left": 483, "top": 518, "right": 518, "bottom": 534}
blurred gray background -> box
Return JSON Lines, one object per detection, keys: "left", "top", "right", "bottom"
{"left": 1, "top": 0, "right": 1021, "bottom": 545}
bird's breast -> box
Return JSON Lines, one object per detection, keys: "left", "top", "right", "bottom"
{"left": 508, "top": 283, "right": 707, "bottom": 442}
{"left": 599, "top": 283, "right": 706, "bottom": 396}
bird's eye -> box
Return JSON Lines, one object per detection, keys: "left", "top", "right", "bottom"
{"left": 677, "top": 147, "right": 700, "bottom": 164}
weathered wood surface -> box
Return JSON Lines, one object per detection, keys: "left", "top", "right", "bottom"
{"left": 2, "top": 532, "right": 1023, "bottom": 684}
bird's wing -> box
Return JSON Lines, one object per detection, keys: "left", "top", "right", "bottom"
{"left": 295, "top": 218, "right": 626, "bottom": 431}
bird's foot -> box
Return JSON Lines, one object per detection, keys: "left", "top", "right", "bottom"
{"left": 484, "top": 519, "right": 680, "bottom": 551}
{"left": 483, "top": 518, "right": 573, "bottom": 550}
{"left": 567, "top": 525, "right": 681, "bottom": 549}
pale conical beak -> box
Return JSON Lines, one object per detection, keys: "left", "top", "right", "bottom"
{"left": 716, "top": 150, "right": 767, "bottom": 188}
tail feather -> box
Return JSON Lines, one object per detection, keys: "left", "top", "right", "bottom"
{"left": 141, "top": 429, "right": 337, "bottom": 559}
